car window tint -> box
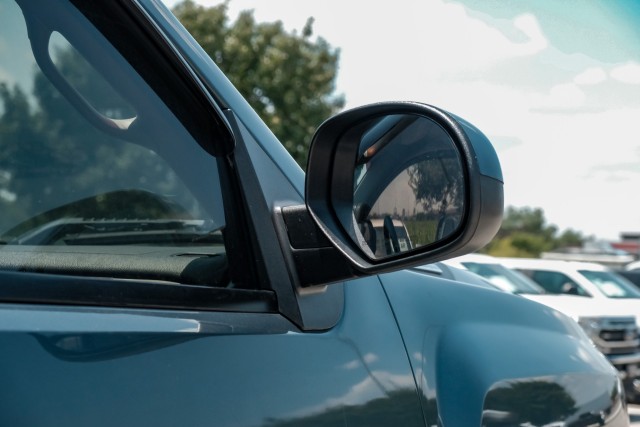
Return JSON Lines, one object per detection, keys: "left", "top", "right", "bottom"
{"left": 527, "top": 270, "right": 590, "bottom": 297}
{"left": 461, "top": 262, "right": 543, "bottom": 295}
{"left": 0, "top": 0, "right": 230, "bottom": 287}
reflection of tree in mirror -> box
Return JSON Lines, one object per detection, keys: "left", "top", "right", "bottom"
{"left": 407, "top": 157, "right": 464, "bottom": 221}
{"left": 359, "top": 117, "right": 467, "bottom": 251}
{"left": 0, "top": 43, "right": 190, "bottom": 233}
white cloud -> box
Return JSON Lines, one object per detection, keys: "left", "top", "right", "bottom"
{"left": 198, "top": 0, "right": 549, "bottom": 107}
{"left": 539, "top": 83, "right": 586, "bottom": 109}
{"left": 574, "top": 67, "right": 607, "bottom": 85}
{"left": 611, "top": 62, "right": 640, "bottom": 84}
{"left": 512, "top": 14, "right": 548, "bottom": 56}
{"left": 363, "top": 353, "right": 378, "bottom": 364}
{"left": 498, "top": 107, "right": 640, "bottom": 239}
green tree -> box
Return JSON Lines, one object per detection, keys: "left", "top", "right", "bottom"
{"left": 408, "top": 157, "right": 464, "bottom": 219}
{"left": 497, "top": 206, "right": 556, "bottom": 240}
{"left": 483, "top": 206, "right": 585, "bottom": 257}
{"left": 555, "top": 228, "right": 585, "bottom": 248}
{"left": 173, "top": 0, "right": 345, "bottom": 166}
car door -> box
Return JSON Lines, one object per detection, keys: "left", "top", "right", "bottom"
{"left": 0, "top": 1, "right": 424, "bottom": 426}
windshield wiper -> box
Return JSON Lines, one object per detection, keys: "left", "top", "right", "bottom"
{"left": 5, "top": 218, "right": 223, "bottom": 246}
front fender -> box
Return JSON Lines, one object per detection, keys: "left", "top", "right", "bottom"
{"left": 380, "top": 269, "right": 627, "bottom": 427}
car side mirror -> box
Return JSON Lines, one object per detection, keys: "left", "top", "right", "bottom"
{"left": 303, "top": 102, "right": 504, "bottom": 275}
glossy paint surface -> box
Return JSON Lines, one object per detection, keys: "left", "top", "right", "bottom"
{"left": 0, "top": 1, "right": 629, "bottom": 426}
{"left": 381, "top": 269, "right": 626, "bottom": 426}
{"left": 483, "top": 374, "right": 627, "bottom": 426}
{"left": 0, "top": 278, "right": 423, "bottom": 427}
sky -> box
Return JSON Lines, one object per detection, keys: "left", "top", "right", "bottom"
{"left": 163, "top": 0, "right": 640, "bottom": 242}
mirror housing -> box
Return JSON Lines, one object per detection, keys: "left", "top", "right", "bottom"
{"left": 304, "top": 102, "right": 503, "bottom": 275}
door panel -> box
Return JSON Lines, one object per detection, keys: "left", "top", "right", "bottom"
{"left": 0, "top": 277, "right": 424, "bottom": 427}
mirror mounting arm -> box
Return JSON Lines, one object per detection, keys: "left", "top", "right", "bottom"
{"left": 277, "top": 205, "right": 358, "bottom": 288}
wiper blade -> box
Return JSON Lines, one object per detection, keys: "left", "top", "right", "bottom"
{"left": 7, "top": 218, "right": 222, "bottom": 246}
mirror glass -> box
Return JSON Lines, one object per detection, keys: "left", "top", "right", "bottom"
{"left": 351, "top": 114, "right": 466, "bottom": 259}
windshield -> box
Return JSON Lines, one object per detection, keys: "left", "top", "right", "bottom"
{"left": 462, "top": 262, "right": 544, "bottom": 295}
{"left": 579, "top": 270, "right": 640, "bottom": 298}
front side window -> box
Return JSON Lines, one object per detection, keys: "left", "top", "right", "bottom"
{"left": 0, "top": 0, "right": 236, "bottom": 289}
{"left": 524, "top": 270, "right": 590, "bottom": 297}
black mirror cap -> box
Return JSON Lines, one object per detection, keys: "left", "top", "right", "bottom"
{"left": 305, "top": 101, "right": 504, "bottom": 274}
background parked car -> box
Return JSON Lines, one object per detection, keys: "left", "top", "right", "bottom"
{"left": 438, "top": 254, "right": 640, "bottom": 401}
{"left": 502, "top": 258, "right": 640, "bottom": 301}
{"left": 620, "top": 261, "right": 640, "bottom": 289}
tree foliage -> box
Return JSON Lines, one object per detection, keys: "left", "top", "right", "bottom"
{"left": 482, "top": 206, "right": 586, "bottom": 258}
{"left": 408, "top": 157, "right": 464, "bottom": 219}
{"left": 173, "top": 0, "right": 345, "bottom": 166}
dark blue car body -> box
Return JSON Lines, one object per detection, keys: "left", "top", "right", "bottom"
{"left": 0, "top": 0, "right": 628, "bottom": 426}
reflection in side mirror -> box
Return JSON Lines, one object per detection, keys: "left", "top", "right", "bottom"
{"left": 352, "top": 115, "right": 465, "bottom": 260}
{"left": 305, "top": 101, "right": 503, "bottom": 276}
